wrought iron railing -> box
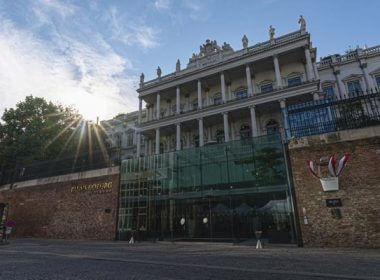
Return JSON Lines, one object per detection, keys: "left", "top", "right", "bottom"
{"left": 0, "top": 148, "right": 123, "bottom": 185}
{"left": 287, "top": 88, "right": 380, "bottom": 138}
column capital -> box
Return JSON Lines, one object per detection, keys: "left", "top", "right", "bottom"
{"left": 197, "top": 117, "right": 203, "bottom": 121}
{"left": 249, "top": 105, "right": 256, "bottom": 109}
{"left": 221, "top": 111, "right": 228, "bottom": 116}
{"left": 273, "top": 53, "right": 279, "bottom": 59}
{"left": 279, "top": 99, "right": 286, "bottom": 109}
{"left": 175, "top": 122, "right": 181, "bottom": 127}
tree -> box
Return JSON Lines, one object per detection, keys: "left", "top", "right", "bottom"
{"left": 0, "top": 96, "right": 107, "bottom": 171}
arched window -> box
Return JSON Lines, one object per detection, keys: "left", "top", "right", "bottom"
{"left": 216, "top": 129, "right": 225, "bottom": 143}
{"left": 287, "top": 72, "right": 302, "bottom": 87}
{"left": 240, "top": 124, "right": 251, "bottom": 139}
{"left": 213, "top": 93, "right": 222, "bottom": 105}
{"left": 259, "top": 80, "right": 274, "bottom": 93}
{"left": 194, "top": 135, "right": 199, "bottom": 147}
{"left": 266, "top": 119, "right": 279, "bottom": 135}
{"left": 191, "top": 98, "right": 198, "bottom": 111}
{"left": 235, "top": 87, "right": 248, "bottom": 100}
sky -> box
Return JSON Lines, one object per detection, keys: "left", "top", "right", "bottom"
{"left": 0, "top": 0, "right": 379, "bottom": 121}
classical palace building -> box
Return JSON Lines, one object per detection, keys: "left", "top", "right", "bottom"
{"left": 136, "top": 23, "right": 319, "bottom": 155}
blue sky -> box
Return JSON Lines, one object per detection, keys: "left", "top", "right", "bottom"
{"left": 1, "top": 0, "right": 379, "bottom": 120}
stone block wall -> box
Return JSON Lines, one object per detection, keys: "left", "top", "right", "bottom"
{"left": 0, "top": 168, "right": 120, "bottom": 240}
{"left": 288, "top": 126, "right": 380, "bottom": 248}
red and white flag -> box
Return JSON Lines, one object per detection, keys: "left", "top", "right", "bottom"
{"left": 307, "top": 160, "right": 319, "bottom": 178}
{"left": 336, "top": 154, "right": 350, "bottom": 176}
{"left": 328, "top": 155, "right": 337, "bottom": 177}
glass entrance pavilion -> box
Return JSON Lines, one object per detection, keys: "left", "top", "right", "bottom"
{"left": 118, "top": 134, "right": 297, "bottom": 244}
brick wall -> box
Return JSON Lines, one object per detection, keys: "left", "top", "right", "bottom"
{"left": 288, "top": 126, "right": 380, "bottom": 248}
{"left": 0, "top": 169, "right": 119, "bottom": 240}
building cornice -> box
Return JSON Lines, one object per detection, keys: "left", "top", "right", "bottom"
{"left": 138, "top": 31, "right": 310, "bottom": 96}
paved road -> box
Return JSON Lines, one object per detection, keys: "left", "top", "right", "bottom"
{"left": 0, "top": 239, "right": 379, "bottom": 280}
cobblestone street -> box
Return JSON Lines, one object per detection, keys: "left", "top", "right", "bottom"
{"left": 0, "top": 239, "right": 379, "bottom": 280}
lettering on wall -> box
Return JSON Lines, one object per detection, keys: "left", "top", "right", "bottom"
{"left": 70, "top": 182, "right": 113, "bottom": 194}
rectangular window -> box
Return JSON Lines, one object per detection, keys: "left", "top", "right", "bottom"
{"left": 376, "top": 76, "right": 380, "bottom": 87}
{"left": 261, "top": 83, "right": 273, "bottom": 93}
{"left": 287, "top": 76, "right": 301, "bottom": 87}
{"left": 235, "top": 89, "right": 248, "bottom": 100}
{"left": 322, "top": 85, "right": 335, "bottom": 100}
{"left": 213, "top": 95, "right": 222, "bottom": 105}
{"left": 347, "top": 80, "right": 362, "bottom": 96}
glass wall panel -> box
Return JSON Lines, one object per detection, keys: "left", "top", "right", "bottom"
{"left": 118, "top": 133, "right": 296, "bottom": 244}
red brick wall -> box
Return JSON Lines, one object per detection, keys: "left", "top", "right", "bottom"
{"left": 289, "top": 135, "right": 380, "bottom": 248}
{"left": 0, "top": 173, "right": 119, "bottom": 240}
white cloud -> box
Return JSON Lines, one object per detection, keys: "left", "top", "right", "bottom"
{"left": 154, "top": 0, "right": 170, "bottom": 11}
{"left": 0, "top": 16, "right": 138, "bottom": 121}
{"left": 107, "top": 6, "right": 160, "bottom": 49}
{"left": 36, "top": 0, "right": 76, "bottom": 18}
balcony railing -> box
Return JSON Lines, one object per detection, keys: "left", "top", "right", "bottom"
{"left": 287, "top": 87, "right": 380, "bottom": 138}
{"left": 142, "top": 80, "right": 315, "bottom": 124}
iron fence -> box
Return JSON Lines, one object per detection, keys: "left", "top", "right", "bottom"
{"left": 287, "top": 87, "right": 380, "bottom": 138}
{"left": 0, "top": 148, "right": 122, "bottom": 185}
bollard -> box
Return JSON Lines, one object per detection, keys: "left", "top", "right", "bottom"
{"left": 255, "top": 230, "right": 263, "bottom": 249}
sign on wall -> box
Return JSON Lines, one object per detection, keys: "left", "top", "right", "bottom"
{"left": 70, "top": 182, "right": 113, "bottom": 194}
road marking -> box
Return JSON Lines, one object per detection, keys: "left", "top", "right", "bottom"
{"left": 1, "top": 249, "right": 379, "bottom": 280}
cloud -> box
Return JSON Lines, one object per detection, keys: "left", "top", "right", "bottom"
{"left": 36, "top": 0, "right": 76, "bottom": 18}
{"left": 154, "top": 0, "right": 170, "bottom": 11}
{"left": 0, "top": 15, "right": 138, "bottom": 121}
{"left": 107, "top": 6, "right": 160, "bottom": 49}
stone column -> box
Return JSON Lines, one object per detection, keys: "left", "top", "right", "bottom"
{"left": 176, "top": 123, "right": 181, "bottom": 151}
{"left": 155, "top": 128, "right": 160, "bottom": 154}
{"left": 220, "top": 72, "right": 226, "bottom": 103}
{"left": 223, "top": 112, "right": 230, "bottom": 142}
{"left": 227, "top": 84, "right": 232, "bottom": 101}
{"left": 138, "top": 97, "right": 142, "bottom": 124}
{"left": 176, "top": 86, "right": 181, "bottom": 114}
{"left": 313, "top": 62, "right": 320, "bottom": 80}
{"left": 249, "top": 105, "right": 258, "bottom": 137}
{"left": 333, "top": 68, "right": 345, "bottom": 99}
{"left": 251, "top": 76, "right": 256, "bottom": 95}
{"left": 273, "top": 55, "right": 282, "bottom": 89}
{"left": 305, "top": 48, "right": 315, "bottom": 81}
{"left": 144, "top": 136, "right": 148, "bottom": 156}
{"left": 197, "top": 79, "right": 202, "bottom": 109}
{"left": 156, "top": 92, "right": 161, "bottom": 120}
{"left": 136, "top": 132, "right": 141, "bottom": 157}
{"left": 280, "top": 99, "right": 291, "bottom": 139}
{"left": 230, "top": 122, "right": 235, "bottom": 141}
{"left": 198, "top": 118, "right": 204, "bottom": 147}
{"left": 186, "top": 131, "right": 191, "bottom": 148}
{"left": 360, "top": 61, "right": 374, "bottom": 92}
{"left": 207, "top": 127, "right": 212, "bottom": 142}
{"left": 246, "top": 65, "right": 253, "bottom": 96}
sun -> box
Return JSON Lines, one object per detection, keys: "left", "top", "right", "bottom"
{"left": 73, "top": 93, "right": 108, "bottom": 122}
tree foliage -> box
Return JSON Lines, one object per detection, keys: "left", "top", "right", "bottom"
{"left": 0, "top": 96, "right": 107, "bottom": 170}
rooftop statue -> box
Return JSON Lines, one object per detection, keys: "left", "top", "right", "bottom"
{"left": 242, "top": 35, "right": 248, "bottom": 49}
{"left": 222, "top": 42, "right": 233, "bottom": 51}
{"left": 176, "top": 59, "right": 181, "bottom": 72}
{"left": 140, "top": 72, "right": 144, "bottom": 84}
{"left": 157, "top": 66, "right": 162, "bottom": 78}
{"left": 269, "top": 25, "right": 275, "bottom": 40}
{"left": 298, "top": 15, "right": 306, "bottom": 32}
{"left": 199, "top": 39, "right": 221, "bottom": 56}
